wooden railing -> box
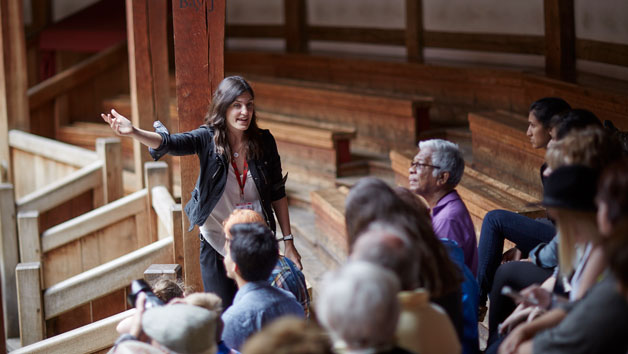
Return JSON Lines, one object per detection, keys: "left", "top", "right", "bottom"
{"left": 13, "top": 161, "right": 180, "bottom": 346}
{"left": 26, "top": 42, "right": 128, "bottom": 139}
{"left": 225, "top": 0, "right": 628, "bottom": 82}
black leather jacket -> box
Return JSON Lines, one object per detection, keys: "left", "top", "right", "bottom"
{"left": 152, "top": 125, "right": 286, "bottom": 233}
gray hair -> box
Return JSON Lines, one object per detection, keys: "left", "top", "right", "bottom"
{"left": 351, "top": 222, "right": 419, "bottom": 290}
{"left": 316, "top": 261, "right": 400, "bottom": 351}
{"left": 418, "top": 139, "right": 465, "bottom": 187}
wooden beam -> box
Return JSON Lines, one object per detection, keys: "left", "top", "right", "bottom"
{"left": 424, "top": 31, "right": 545, "bottom": 55}
{"left": 0, "top": 184, "right": 19, "bottom": 338}
{"left": 544, "top": 0, "right": 575, "bottom": 81}
{"left": 0, "top": 275, "right": 4, "bottom": 353}
{"left": 405, "top": 0, "right": 424, "bottom": 63}
{"left": 126, "top": 0, "right": 172, "bottom": 191}
{"left": 0, "top": 0, "right": 29, "bottom": 132}
{"left": 576, "top": 39, "right": 628, "bottom": 67}
{"left": 171, "top": 203, "right": 184, "bottom": 274}
{"left": 16, "top": 262, "right": 44, "bottom": 346}
{"left": 17, "top": 210, "right": 41, "bottom": 263}
{"left": 172, "top": 0, "right": 216, "bottom": 292}
{"left": 11, "top": 309, "right": 134, "bottom": 354}
{"left": 284, "top": 0, "right": 308, "bottom": 53}
{"left": 144, "top": 264, "right": 181, "bottom": 284}
{"left": 308, "top": 26, "right": 405, "bottom": 45}
{"left": 96, "top": 138, "right": 124, "bottom": 204}
{"left": 226, "top": 24, "right": 284, "bottom": 38}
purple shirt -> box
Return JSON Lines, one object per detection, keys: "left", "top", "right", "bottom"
{"left": 431, "top": 190, "right": 478, "bottom": 275}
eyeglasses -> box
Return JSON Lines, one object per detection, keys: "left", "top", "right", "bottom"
{"left": 411, "top": 161, "right": 441, "bottom": 170}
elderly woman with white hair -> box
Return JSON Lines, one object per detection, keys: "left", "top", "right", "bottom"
{"left": 409, "top": 139, "right": 478, "bottom": 275}
{"left": 316, "top": 261, "right": 412, "bottom": 354}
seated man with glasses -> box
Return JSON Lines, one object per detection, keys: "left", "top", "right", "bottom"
{"left": 409, "top": 139, "right": 478, "bottom": 276}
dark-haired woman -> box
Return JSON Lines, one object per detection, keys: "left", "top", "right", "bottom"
{"left": 477, "top": 97, "right": 570, "bottom": 315}
{"left": 102, "top": 76, "right": 301, "bottom": 308}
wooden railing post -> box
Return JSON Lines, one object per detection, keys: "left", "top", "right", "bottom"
{"left": 171, "top": 204, "right": 184, "bottom": 273}
{"left": 285, "top": 0, "right": 308, "bottom": 53}
{"left": 17, "top": 211, "right": 40, "bottom": 263}
{"left": 96, "top": 137, "right": 123, "bottom": 204}
{"left": 144, "top": 264, "right": 182, "bottom": 284}
{"left": 145, "top": 162, "right": 169, "bottom": 244}
{"left": 16, "top": 262, "right": 44, "bottom": 346}
{"left": 405, "top": 0, "right": 424, "bottom": 63}
{"left": 0, "top": 183, "right": 19, "bottom": 338}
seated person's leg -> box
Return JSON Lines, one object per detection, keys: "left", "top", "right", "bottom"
{"left": 478, "top": 210, "right": 556, "bottom": 304}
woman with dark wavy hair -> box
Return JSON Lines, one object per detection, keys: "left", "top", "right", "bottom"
{"left": 102, "top": 76, "right": 301, "bottom": 308}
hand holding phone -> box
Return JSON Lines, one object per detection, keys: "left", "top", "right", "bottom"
{"left": 501, "top": 285, "right": 540, "bottom": 306}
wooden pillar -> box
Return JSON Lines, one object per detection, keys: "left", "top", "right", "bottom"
{"left": 544, "top": 0, "right": 576, "bottom": 81}
{"left": 0, "top": 184, "right": 18, "bottom": 338}
{"left": 0, "top": 0, "right": 30, "bottom": 184}
{"left": 96, "top": 138, "right": 124, "bottom": 204}
{"left": 285, "top": 0, "right": 308, "bottom": 53}
{"left": 16, "top": 262, "right": 44, "bottom": 346}
{"left": 405, "top": 0, "right": 424, "bottom": 63}
{"left": 172, "top": 0, "right": 225, "bottom": 291}
{"left": 125, "top": 0, "right": 172, "bottom": 191}
{"left": 171, "top": 204, "right": 184, "bottom": 274}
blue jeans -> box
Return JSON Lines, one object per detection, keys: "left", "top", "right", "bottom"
{"left": 477, "top": 210, "right": 555, "bottom": 303}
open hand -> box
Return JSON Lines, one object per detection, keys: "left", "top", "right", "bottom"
{"left": 284, "top": 242, "right": 303, "bottom": 270}
{"left": 101, "top": 109, "right": 134, "bottom": 136}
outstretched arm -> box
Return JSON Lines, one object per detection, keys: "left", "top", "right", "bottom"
{"left": 101, "top": 109, "right": 163, "bottom": 149}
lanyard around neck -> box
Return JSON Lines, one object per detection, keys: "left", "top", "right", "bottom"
{"left": 231, "top": 159, "right": 248, "bottom": 196}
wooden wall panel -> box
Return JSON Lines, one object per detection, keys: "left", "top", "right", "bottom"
{"left": 45, "top": 302, "right": 91, "bottom": 338}
{"left": 38, "top": 189, "right": 93, "bottom": 231}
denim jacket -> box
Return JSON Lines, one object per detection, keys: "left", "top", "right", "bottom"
{"left": 151, "top": 125, "right": 286, "bottom": 233}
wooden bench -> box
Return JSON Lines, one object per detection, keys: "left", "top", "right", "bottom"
{"left": 257, "top": 111, "right": 356, "bottom": 185}
{"left": 249, "top": 77, "right": 433, "bottom": 154}
{"left": 310, "top": 187, "right": 350, "bottom": 264}
{"left": 468, "top": 110, "right": 545, "bottom": 200}
{"left": 390, "top": 149, "right": 545, "bottom": 241}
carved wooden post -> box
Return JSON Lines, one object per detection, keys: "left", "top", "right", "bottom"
{"left": 544, "top": 0, "right": 575, "bottom": 81}
{"left": 16, "top": 262, "right": 44, "bottom": 345}
{"left": 171, "top": 204, "right": 184, "bottom": 273}
{"left": 405, "top": 0, "right": 424, "bottom": 63}
{"left": 96, "top": 138, "right": 124, "bottom": 204}
{"left": 285, "top": 0, "right": 308, "bottom": 53}
{"left": 0, "top": 184, "right": 18, "bottom": 337}
{"left": 126, "top": 0, "right": 172, "bottom": 190}
{"left": 172, "top": 0, "right": 225, "bottom": 291}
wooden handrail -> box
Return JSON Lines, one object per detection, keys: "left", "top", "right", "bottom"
{"left": 41, "top": 189, "right": 148, "bottom": 253}
{"left": 12, "top": 309, "right": 134, "bottom": 354}
{"left": 16, "top": 160, "right": 103, "bottom": 213}
{"left": 27, "top": 42, "right": 127, "bottom": 110}
{"left": 43, "top": 237, "right": 172, "bottom": 319}
{"left": 8, "top": 130, "right": 98, "bottom": 168}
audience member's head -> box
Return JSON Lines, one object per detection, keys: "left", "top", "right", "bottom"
{"left": 410, "top": 140, "right": 465, "bottom": 202}
{"left": 545, "top": 127, "right": 623, "bottom": 176}
{"left": 223, "top": 209, "right": 267, "bottom": 241}
{"left": 150, "top": 277, "right": 185, "bottom": 303}
{"left": 350, "top": 222, "right": 419, "bottom": 290}
{"left": 141, "top": 304, "right": 219, "bottom": 354}
{"left": 603, "top": 120, "right": 628, "bottom": 156}
{"left": 542, "top": 165, "right": 600, "bottom": 275}
{"left": 171, "top": 292, "right": 225, "bottom": 349}
{"left": 527, "top": 97, "right": 571, "bottom": 148}
{"left": 599, "top": 159, "right": 628, "bottom": 295}
{"left": 345, "top": 178, "right": 461, "bottom": 297}
{"left": 316, "top": 262, "right": 401, "bottom": 352}
{"left": 224, "top": 223, "right": 279, "bottom": 283}
{"left": 554, "top": 109, "right": 602, "bottom": 141}
{"left": 241, "top": 316, "right": 333, "bottom": 354}
{"left": 596, "top": 158, "right": 628, "bottom": 237}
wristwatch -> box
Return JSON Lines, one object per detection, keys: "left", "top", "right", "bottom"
{"left": 282, "top": 234, "right": 294, "bottom": 241}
